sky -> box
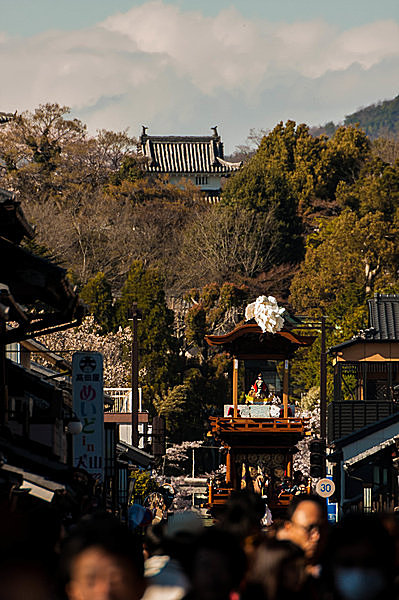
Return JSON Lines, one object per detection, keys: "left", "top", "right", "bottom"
{"left": 1, "top": 0, "right": 398, "bottom": 151}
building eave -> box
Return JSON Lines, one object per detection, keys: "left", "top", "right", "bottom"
{"left": 343, "top": 435, "right": 399, "bottom": 468}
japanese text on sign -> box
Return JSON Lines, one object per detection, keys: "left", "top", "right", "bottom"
{"left": 72, "top": 352, "right": 104, "bottom": 482}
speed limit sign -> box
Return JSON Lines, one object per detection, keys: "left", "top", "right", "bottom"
{"left": 316, "top": 478, "right": 335, "bottom": 498}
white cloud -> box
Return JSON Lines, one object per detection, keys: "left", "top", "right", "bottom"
{"left": 337, "top": 21, "right": 399, "bottom": 68}
{"left": 0, "top": 2, "right": 398, "bottom": 150}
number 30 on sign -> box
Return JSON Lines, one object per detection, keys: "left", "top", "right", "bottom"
{"left": 316, "top": 478, "right": 335, "bottom": 498}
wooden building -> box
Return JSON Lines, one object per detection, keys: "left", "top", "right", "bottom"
{"left": 329, "top": 294, "right": 399, "bottom": 442}
{"left": 137, "top": 126, "right": 241, "bottom": 202}
{"left": 0, "top": 190, "right": 92, "bottom": 514}
{"left": 329, "top": 413, "right": 399, "bottom": 513}
{"left": 328, "top": 294, "right": 399, "bottom": 512}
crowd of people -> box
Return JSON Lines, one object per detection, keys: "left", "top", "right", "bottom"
{"left": 1, "top": 491, "right": 399, "bottom": 600}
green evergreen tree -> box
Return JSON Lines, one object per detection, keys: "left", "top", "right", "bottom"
{"left": 222, "top": 122, "right": 306, "bottom": 264}
{"left": 184, "top": 282, "right": 249, "bottom": 361}
{"left": 80, "top": 272, "right": 115, "bottom": 333}
{"left": 108, "top": 155, "right": 144, "bottom": 186}
{"left": 154, "top": 360, "right": 229, "bottom": 443}
{"left": 336, "top": 156, "right": 399, "bottom": 219}
{"left": 317, "top": 125, "right": 371, "bottom": 201}
{"left": 222, "top": 122, "right": 371, "bottom": 254}
{"left": 154, "top": 282, "right": 244, "bottom": 441}
{"left": 116, "top": 261, "right": 177, "bottom": 406}
{"left": 289, "top": 209, "right": 399, "bottom": 401}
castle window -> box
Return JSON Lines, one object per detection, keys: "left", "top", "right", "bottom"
{"left": 195, "top": 175, "right": 208, "bottom": 186}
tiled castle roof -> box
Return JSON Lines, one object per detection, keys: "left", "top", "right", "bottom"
{"left": 137, "top": 126, "right": 242, "bottom": 174}
{"left": 0, "top": 111, "right": 15, "bottom": 125}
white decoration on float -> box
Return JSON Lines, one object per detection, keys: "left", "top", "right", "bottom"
{"left": 245, "top": 295, "right": 285, "bottom": 333}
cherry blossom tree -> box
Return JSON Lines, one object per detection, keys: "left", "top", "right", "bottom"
{"left": 36, "top": 315, "right": 132, "bottom": 387}
{"left": 294, "top": 391, "right": 321, "bottom": 482}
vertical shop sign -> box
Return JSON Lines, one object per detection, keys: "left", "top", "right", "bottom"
{"left": 72, "top": 352, "right": 104, "bottom": 482}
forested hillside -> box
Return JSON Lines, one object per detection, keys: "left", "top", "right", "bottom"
{"left": 344, "top": 95, "right": 399, "bottom": 139}
{"left": 311, "top": 94, "right": 399, "bottom": 141}
{"left": 2, "top": 103, "right": 399, "bottom": 438}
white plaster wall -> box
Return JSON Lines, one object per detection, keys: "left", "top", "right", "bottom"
{"left": 169, "top": 174, "right": 221, "bottom": 190}
{"left": 119, "top": 423, "right": 147, "bottom": 449}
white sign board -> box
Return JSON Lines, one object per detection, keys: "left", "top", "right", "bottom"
{"left": 72, "top": 352, "right": 104, "bottom": 482}
{"left": 316, "top": 478, "right": 335, "bottom": 498}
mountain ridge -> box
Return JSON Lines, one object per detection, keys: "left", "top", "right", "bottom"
{"left": 311, "top": 94, "right": 399, "bottom": 139}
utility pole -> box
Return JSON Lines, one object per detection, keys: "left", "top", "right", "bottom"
{"left": 0, "top": 310, "right": 9, "bottom": 429}
{"left": 131, "top": 303, "right": 140, "bottom": 447}
{"left": 320, "top": 315, "right": 327, "bottom": 440}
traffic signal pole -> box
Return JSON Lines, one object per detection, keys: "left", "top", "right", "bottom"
{"left": 310, "top": 438, "right": 326, "bottom": 478}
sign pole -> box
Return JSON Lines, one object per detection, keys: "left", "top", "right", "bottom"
{"left": 320, "top": 315, "right": 327, "bottom": 439}
{"left": 316, "top": 477, "right": 335, "bottom": 499}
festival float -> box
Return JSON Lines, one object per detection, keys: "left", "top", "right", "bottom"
{"left": 205, "top": 296, "right": 315, "bottom": 517}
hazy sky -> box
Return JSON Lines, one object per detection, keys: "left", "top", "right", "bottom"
{"left": 1, "top": 0, "right": 398, "bottom": 150}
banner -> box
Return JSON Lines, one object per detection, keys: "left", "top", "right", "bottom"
{"left": 72, "top": 352, "right": 104, "bottom": 482}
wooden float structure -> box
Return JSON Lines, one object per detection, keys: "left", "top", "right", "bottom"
{"left": 205, "top": 320, "right": 315, "bottom": 516}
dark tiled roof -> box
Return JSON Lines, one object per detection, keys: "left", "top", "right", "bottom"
{"left": 0, "top": 188, "right": 34, "bottom": 243}
{"left": 137, "top": 128, "right": 242, "bottom": 174}
{"left": 117, "top": 441, "right": 153, "bottom": 467}
{"left": 330, "top": 294, "right": 399, "bottom": 353}
{"left": 0, "top": 236, "right": 71, "bottom": 309}
{"left": 368, "top": 294, "right": 399, "bottom": 340}
{"left": 0, "top": 111, "right": 15, "bottom": 125}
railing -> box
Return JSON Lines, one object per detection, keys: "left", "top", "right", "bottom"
{"left": 208, "top": 484, "right": 232, "bottom": 506}
{"left": 327, "top": 400, "right": 399, "bottom": 442}
{"left": 104, "top": 388, "right": 131, "bottom": 413}
{"left": 209, "top": 416, "right": 306, "bottom": 434}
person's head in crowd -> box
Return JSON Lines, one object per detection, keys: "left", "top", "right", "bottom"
{"left": 164, "top": 511, "right": 203, "bottom": 542}
{"left": 59, "top": 513, "right": 145, "bottom": 600}
{"left": 185, "top": 528, "right": 247, "bottom": 600}
{"left": 163, "top": 510, "right": 204, "bottom": 570}
{"left": 243, "top": 538, "right": 306, "bottom": 600}
{"left": 323, "top": 513, "right": 395, "bottom": 600}
{"left": 218, "top": 489, "right": 266, "bottom": 542}
{"left": 143, "top": 522, "right": 166, "bottom": 560}
{"left": 277, "top": 494, "right": 328, "bottom": 565}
